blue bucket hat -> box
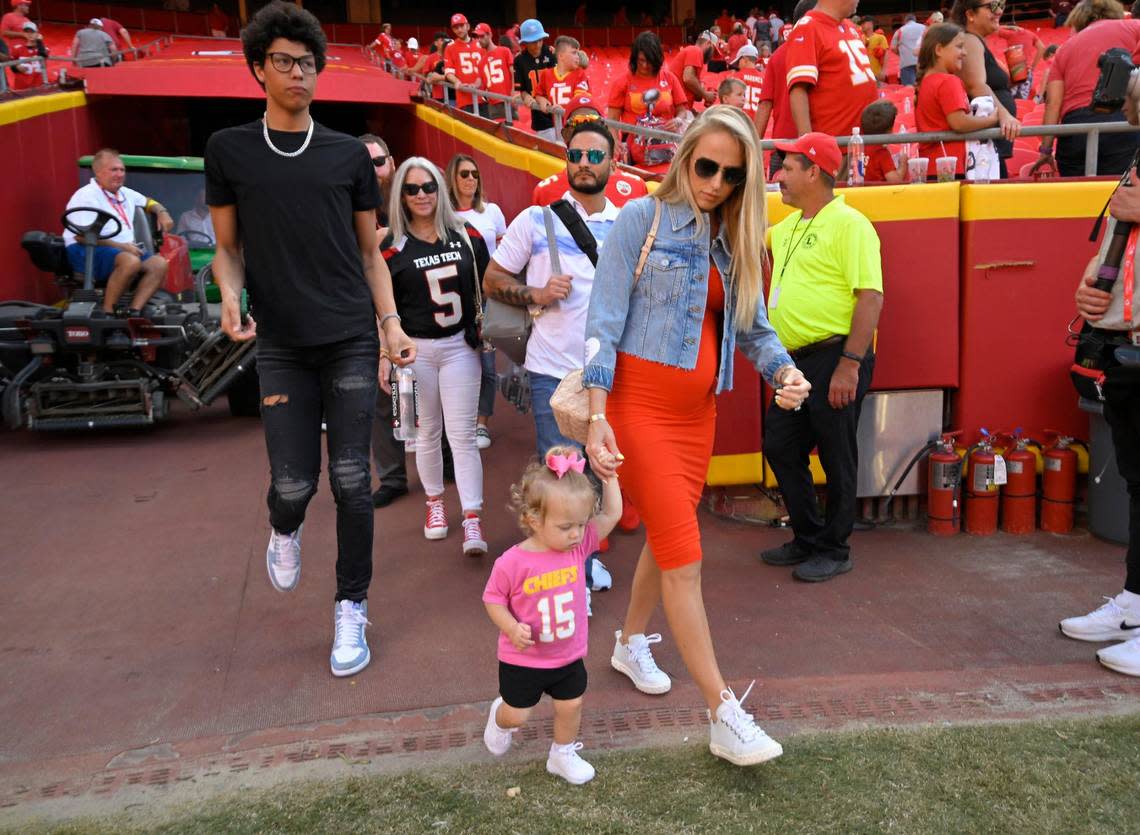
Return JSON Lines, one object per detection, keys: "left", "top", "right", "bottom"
{"left": 519, "top": 18, "right": 549, "bottom": 43}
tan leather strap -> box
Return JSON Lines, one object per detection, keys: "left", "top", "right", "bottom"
{"left": 632, "top": 199, "right": 663, "bottom": 287}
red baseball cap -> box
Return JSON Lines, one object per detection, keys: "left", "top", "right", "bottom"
{"left": 473, "top": 22, "right": 492, "bottom": 35}
{"left": 565, "top": 95, "right": 602, "bottom": 123}
{"left": 450, "top": 13, "right": 468, "bottom": 27}
{"left": 774, "top": 132, "right": 842, "bottom": 178}
{"left": 12, "top": 0, "right": 31, "bottom": 7}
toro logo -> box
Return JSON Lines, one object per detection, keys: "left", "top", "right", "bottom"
{"left": 65, "top": 327, "right": 91, "bottom": 342}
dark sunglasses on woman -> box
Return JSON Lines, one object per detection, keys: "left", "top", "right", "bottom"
{"left": 458, "top": 169, "right": 480, "bottom": 179}
{"left": 402, "top": 181, "right": 440, "bottom": 196}
{"left": 566, "top": 148, "right": 607, "bottom": 165}
{"left": 693, "top": 157, "right": 747, "bottom": 186}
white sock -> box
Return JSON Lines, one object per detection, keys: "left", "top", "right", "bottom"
{"left": 1116, "top": 589, "right": 1140, "bottom": 610}
{"left": 550, "top": 741, "right": 573, "bottom": 755}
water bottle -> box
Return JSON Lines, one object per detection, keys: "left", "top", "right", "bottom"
{"left": 391, "top": 365, "right": 418, "bottom": 441}
{"left": 847, "top": 127, "right": 865, "bottom": 187}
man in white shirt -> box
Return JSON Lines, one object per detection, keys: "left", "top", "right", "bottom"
{"left": 483, "top": 119, "right": 620, "bottom": 592}
{"left": 63, "top": 148, "right": 172, "bottom": 313}
{"left": 890, "top": 14, "right": 924, "bottom": 86}
{"left": 175, "top": 188, "right": 216, "bottom": 245}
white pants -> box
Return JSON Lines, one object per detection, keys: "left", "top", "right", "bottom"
{"left": 412, "top": 332, "right": 483, "bottom": 512}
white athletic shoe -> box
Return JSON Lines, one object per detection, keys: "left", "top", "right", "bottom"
{"left": 546, "top": 741, "right": 595, "bottom": 785}
{"left": 1097, "top": 636, "right": 1140, "bottom": 676}
{"left": 589, "top": 558, "right": 613, "bottom": 591}
{"left": 266, "top": 524, "right": 302, "bottom": 592}
{"left": 476, "top": 425, "right": 492, "bottom": 449}
{"left": 483, "top": 697, "right": 516, "bottom": 756}
{"left": 1060, "top": 594, "right": 1140, "bottom": 642}
{"left": 611, "top": 630, "right": 671, "bottom": 694}
{"left": 329, "top": 599, "right": 371, "bottom": 677}
{"left": 708, "top": 683, "right": 783, "bottom": 766}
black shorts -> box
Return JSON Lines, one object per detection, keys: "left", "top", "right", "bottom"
{"left": 499, "top": 658, "right": 587, "bottom": 708}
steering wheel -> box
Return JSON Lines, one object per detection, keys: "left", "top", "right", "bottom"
{"left": 61, "top": 206, "right": 122, "bottom": 241}
{"left": 180, "top": 229, "right": 216, "bottom": 248}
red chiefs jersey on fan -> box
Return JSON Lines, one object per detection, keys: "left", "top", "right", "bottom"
{"left": 443, "top": 37, "right": 485, "bottom": 108}
{"left": 784, "top": 10, "right": 877, "bottom": 137}
{"left": 532, "top": 169, "right": 647, "bottom": 207}
{"left": 780, "top": 23, "right": 793, "bottom": 42}
{"left": 481, "top": 45, "right": 515, "bottom": 98}
{"left": 735, "top": 67, "right": 765, "bottom": 116}
{"left": 371, "top": 32, "right": 393, "bottom": 58}
{"left": 533, "top": 67, "right": 591, "bottom": 109}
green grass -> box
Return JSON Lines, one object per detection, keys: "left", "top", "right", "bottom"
{"left": 34, "top": 715, "right": 1140, "bottom": 835}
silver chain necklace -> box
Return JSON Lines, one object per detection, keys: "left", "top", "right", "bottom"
{"left": 262, "top": 112, "right": 314, "bottom": 158}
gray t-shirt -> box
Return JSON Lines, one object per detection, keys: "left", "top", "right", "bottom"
{"left": 74, "top": 28, "right": 114, "bottom": 67}
{"left": 894, "top": 21, "right": 925, "bottom": 69}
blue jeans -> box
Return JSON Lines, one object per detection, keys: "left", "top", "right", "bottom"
{"left": 529, "top": 371, "right": 576, "bottom": 459}
{"left": 900, "top": 65, "right": 917, "bottom": 87}
{"left": 479, "top": 347, "right": 496, "bottom": 419}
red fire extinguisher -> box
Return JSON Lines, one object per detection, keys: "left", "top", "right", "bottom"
{"left": 1041, "top": 431, "right": 1078, "bottom": 533}
{"left": 928, "top": 431, "right": 963, "bottom": 536}
{"left": 1000, "top": 429, "right": 1038, "bottom": 535}
{"left": 965, "top": 429, "right": 1000, "bottom": 535}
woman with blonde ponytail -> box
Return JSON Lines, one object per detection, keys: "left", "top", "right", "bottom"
{"left": 581, "top": 105, "right": 810, "bottom": 767}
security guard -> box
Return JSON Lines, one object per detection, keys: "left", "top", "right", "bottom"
{"left": 761, "top": 132, "right": 884, "bottom": 582}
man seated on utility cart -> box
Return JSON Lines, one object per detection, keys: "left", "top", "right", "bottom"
{"left": 62, "top": 148, "right": 173, "bottom": 315}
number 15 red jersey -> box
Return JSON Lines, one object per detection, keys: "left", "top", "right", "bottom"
{"left": 784, "top": 11, "right": 877, "bottom": 137}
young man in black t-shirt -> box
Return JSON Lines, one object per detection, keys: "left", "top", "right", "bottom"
{"left": 205, "top": 1, "right": 415, "bottom": 678}
{"left": 513, "top": 19, "right": 557, "bottom": 141}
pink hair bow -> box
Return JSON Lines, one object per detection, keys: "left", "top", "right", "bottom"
{"left": 547, "top": 452, "right": 586, "bottom": 478}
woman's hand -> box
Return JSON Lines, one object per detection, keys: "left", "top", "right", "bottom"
{"left": 774, "top": 368, "right": 810, "bottom": 411}
{"left": 998, "top": 109, "right": 1021, "bottom": 142}
{"left": 586, "top": 418, "right": 623, "bottom": 479}
{"left": 383, "top": 322, "right": 417, "bottom": 366}
{"left": 378, "top": 353, "right": 392, "bottom": 393}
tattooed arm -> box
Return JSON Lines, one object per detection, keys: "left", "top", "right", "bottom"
{"left": 483, "top": 257, "right": 568, "bottom": 307}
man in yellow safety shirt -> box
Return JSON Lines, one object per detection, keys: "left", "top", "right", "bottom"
{"left": 761, "top": 132, "right": 884, "bottom": 583}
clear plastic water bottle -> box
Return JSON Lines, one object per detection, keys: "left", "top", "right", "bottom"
{"left": 847, "top": 127, "right": 865, "bottom": 187}
{"left": 391, "top": 365, "right": 418, "bottom": 441}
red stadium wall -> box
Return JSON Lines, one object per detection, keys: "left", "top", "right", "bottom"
{"left": 38, "top": 2, "right": 212, "bottom": 35}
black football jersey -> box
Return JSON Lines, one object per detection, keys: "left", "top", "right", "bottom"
{"left": 381, "top": 223, "right": 489, "bottom": 339}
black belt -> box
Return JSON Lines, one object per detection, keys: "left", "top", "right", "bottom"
{"left": 789, "top": 335, "right": 845, "bottom": 360}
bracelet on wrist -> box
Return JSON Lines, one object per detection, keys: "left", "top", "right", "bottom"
{"left": 588, "top": 413, "right": 607, "bottom": 424}
{"left": 378, "top": 312, "right": 401, "bottom": 328}
{"left": 841, "top": 350, "right": 864, "bottom": 363}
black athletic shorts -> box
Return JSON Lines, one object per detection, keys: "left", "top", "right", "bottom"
{"left": 498, "top": 658, "right": 587, "bottom": 708}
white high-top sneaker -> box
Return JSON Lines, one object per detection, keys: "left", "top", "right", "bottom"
{"left": 708, "top": 683, "right": 783, "bottom": 766}
{"left": 611, "top": 631, "right": 671, "bottom": 694}
{"left": 546, "top": 741, "right": 595, "bottom": 785}
{"left": 266, "top": 523, "right": 302, "bottom": 592}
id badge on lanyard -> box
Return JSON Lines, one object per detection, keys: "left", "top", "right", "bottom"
{"left": 104, "top": 189, "right": 132, "bottom": 232}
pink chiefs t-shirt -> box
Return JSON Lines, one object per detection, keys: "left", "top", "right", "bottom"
{"left": 483, "top": 522, "right": 599, "bottom": 669}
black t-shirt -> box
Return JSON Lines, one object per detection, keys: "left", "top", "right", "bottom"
{"left": 380, "top": 224, "right": 489, "bottom": 341}
{"left": 204, "top": 120, "right": 381, "bottom": 346}
{"left": 514, "top": 45, "right": 557, "bottom": 131}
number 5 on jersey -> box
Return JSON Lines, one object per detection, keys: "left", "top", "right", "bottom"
{"left": 536, "top": 590, "right": 575, "bottom": 642}
{"left": 425, "top": 264, "right": 462, "bottom": 327}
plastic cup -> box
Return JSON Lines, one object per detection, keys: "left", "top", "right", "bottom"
{"left": 936, "top": 156, "right": 957, "bottom": 183}
{"left": 907, "top": 157, "right": 929, "bottom": 184}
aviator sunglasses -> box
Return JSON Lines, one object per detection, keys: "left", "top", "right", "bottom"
{"left": 457, "top": 169, "right": 480, "bottom": 179}
{"left": 693, "top": 156, "right": 747, "bottom": 186}
{"left": 972, "top": 1, "right": 1004, "bottom": 12}
{"left": 371, "top": 155, "right": 388, "bottom": 167}
{"left": 402, "top": 180, "right": 440, "bottom": 196}
{"left": 566, "top": 148, "right": 608, "bottom": 164}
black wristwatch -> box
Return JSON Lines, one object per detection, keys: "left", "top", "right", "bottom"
{"left": 841, "top": 350, "right": 864, "bottom": 363}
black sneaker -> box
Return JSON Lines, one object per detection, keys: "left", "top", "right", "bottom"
{"left": 372, "top": 485, "right": 409, "bottom": 508}
{"left": 758, "top": 540, "right": 813, "bottom": 566}
{"left": 792, "top": 554, "right": 853, "bottom": 583}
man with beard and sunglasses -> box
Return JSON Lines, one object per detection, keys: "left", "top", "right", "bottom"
{"left": 483, "top": 119, "right": 622, "bottom": 601}
{"left": 760, "top": 132, "right": 882, "bottom": 584}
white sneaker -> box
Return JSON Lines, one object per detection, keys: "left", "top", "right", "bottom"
{"left": 611, "top": 631, "right": 671, "bottom": 694}
{"left": 462, "top": 514, "right": 487, "bottom": 556}
{"left": 1060, "top": 594, "right": 1140, "bottom": 642}
{"left": 483, "top": 697, "right": 515, "bottom": 756}
{"left": 546, "top": 741, "right": 595, "bottom": 785}
{"left": 589, "top": 558, "right": 612, "bottom": 591}
{"left": 708, "top": 683, "right": 783, "bottom": 766}
{"left": 266, "top": 524, "right": 302, "bottom": 592}
{"left": 330, "top": 599, "right": 371, "bottom": 677}
{"left": 476, "top": 425, "right": 492, "bottom": 449}
{"left": 1098, "top": 636, "right": 1140, "bottom": 676}
{"left": 424, "top": 497, "right": 448, "bottom": 540}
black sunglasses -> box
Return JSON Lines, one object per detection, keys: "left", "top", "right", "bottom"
{"left": 371, "top": 155, "right": 388, "bottom": 168}
{"left": 457, "top": 169, "right": 480, "bottom": 179}
{"left": 402, "top": 180, "right": 440, "bottom": 196}
{"left": 566, "top": 148, "right": 608, "bottom": 165}
{"left": 267, "top": 51, "right": 318, "bottom": 74}
{"left": 693, "top": 156, "right": 747, "bottom": 186}
{"left": 972, "top": 1, "right": 1004, "bottom": 11}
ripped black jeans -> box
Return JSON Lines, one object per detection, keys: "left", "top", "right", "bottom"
{"left": 257, "top": 331, "right": 379, "bottom": 603}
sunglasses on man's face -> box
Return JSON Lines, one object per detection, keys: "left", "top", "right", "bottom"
{"left": 566, "top": 148, "right": 608, "bottom": 165}
{"left": 973, "top": 1, "right": 1004, "bottom": 12}
{"left": 458, "top": 169, "right": 480, "bottom": 179}
{"left": 693, "top": 156, "right": 747, "bottom": 186}
{"left": 402, "top": 180, "right": 440, "bottom": 196}
{"left": 371, "top": 155, "right": 389, "bottom": 168}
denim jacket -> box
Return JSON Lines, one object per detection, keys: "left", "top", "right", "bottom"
{"left": 583, "top": 196, "right": 794, "bottom": 394}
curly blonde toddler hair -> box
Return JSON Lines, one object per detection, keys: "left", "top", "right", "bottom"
{"left": 509, "top": 445, "right": 598, "bottom": 536}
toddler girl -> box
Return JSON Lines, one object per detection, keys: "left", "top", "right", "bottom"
{"left": 915, "top": 23, "right": 999, "bottom": 178}
{"left": 482, "top": 447, "right": 622, "bottom": 784}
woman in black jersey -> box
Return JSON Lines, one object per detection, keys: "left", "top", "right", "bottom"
{"left": 381, "top": 157, "right": 491, "bottom": 557}
{"left": 951, "top": 0, "right": 1022, "bottom": 178}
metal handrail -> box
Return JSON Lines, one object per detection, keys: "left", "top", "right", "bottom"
{"left": 0, "top": 55, "right": 48, "bottom": 92}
